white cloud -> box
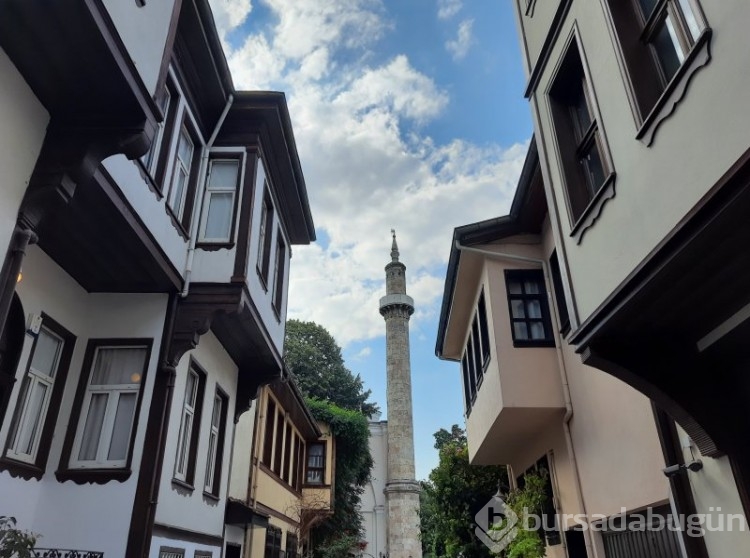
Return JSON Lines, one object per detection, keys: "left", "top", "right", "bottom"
{"left": 437, "top": 0, "right": 462, "bottom": 20}
{"left": 351, "top": 346, "right": 373, "bottom": 361}
{"left": 211, "top": 0, "right": 528, "bottom": 348}
{"left": 208, "top": 0, "right": 253, "bottom": 41}
{"left": 445, "top": 19, "right": 474, "bottom": 61}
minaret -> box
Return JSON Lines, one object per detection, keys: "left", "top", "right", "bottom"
{"left": 379, "top": 230, "right": 422, "bottom": 558}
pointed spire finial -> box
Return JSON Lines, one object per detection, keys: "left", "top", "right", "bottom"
{"left": 391, "top": 229, "right": 400, "bottom": 262}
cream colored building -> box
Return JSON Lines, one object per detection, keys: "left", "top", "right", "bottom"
{"left": 229, "top": 378, "right": 335, "bottom": 558}
{"left": 437, "top": 0, "right": 750, "bottom": 555}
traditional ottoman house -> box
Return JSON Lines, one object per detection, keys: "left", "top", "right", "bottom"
{"left": 0, "top": 1, "right": 314, "bottom": 557}
{"left": 228, "top": 377, "right": 336, "bottom": 558}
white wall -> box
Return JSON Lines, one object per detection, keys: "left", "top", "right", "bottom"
{"left": 101, "top": 0, "right": 177, "bottom": 95}
{"left": 150, "top": 534, "right": 221, "bottom": 558}
{"left": 360, "top": 419, "right": 388, "bottom": 558}
{"left": 0, "top": 48, "right": 49, "bottom": 258}
{"left": 0, "top": 246, "right": 168, "bottom": 556}
{"left": 229, "top": 400, "right": 257, "bottom": 501}
{"left": 156, "top": 331, "right": 238, "bottom": 537}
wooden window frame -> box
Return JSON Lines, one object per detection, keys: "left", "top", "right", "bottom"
{"left": 282, "top": 422, "right": 293, "bottom": 484}
{"left": 57, "top": 339, "right": 153, "bottom": 484}
{"left": 286, "top": 533, "right": 299, "bottom": 558}
{"left": 272, "top": 408, "right": 284, "bottom": 475}
{"left": 159, "top": 547, "right": 185, "bottom": 558}
{"left": 257, "top": 188, "right": 275, "bottom": 288}
{"left": 548, "top": 251, "right": 571, "bottom": 335}
{"left": 548, "top": 31, "right": 616, "bottom": 243}
{"left": 504, "top": 270, "right": 555, "bottom": 348}
{"left": 1, "top": 314, "right": 76, "bottom": 480}
{"left": 600, "top": 0, "right": 710, "bottom": 144}
{"left": 152, "top": 79, "right": 181, "bottom": 194}
{"left": 271, "top": 232, "right": 287, "bottom": 318}
{"left": 264, "top": 526, "right": 282, "bottom": 558}
{"left": 173, "top": 359, "right": 206, "bottom": 488}
{"left": 262, "top": 397, "right": 276, "bottom": 466}
{"left": 305, "top": 441, "right": 326, "bottom": 486}
{"left": 203, "top": 386, "right": 228, "bottom": 498}
{"left": 197, "top": 153, "right": 244, "bottom": 247}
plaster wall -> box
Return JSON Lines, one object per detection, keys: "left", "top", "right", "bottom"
{"left": 0, "top": 48, "right": 49, "bottom": 256}
{"left": 149, "top": 534, "right": 221, "bottom": 558}
{"left": 0, "top": 245, "right": 167, "bottom": 556}
{"left": 361, "top": 419, "right": 388, "bottom": 558}
{"left": 255, "top": 467, "right": 301, "bottom": 524}
{"left": 102, "top": 0, "right": 177, "bottom": 95}
{"left": 156, "top": 331, "right": 239, "bottom": 537}
{"left": 523, "top": 0, "right": 750, "bottom": 324}
{"left": 230, "top": 400, "right": 257, "bottom": 501}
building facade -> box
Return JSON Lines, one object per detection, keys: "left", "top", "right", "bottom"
{"left": 229, "top": 379, "right": 336, "bottom": 558}
{"left": 0, "top": 1, "right": 314, "bottom": 557}
{"left": 437, "top": 0, "right": 750, "bottom": 555}
{"left": 360, "top": 414, "right": 388, "bottom": 558}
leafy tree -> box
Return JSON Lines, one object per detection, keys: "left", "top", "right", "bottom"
{"left": 0, "top": 517, "right": 37, "bottom": 558}
{"left": 285, "top": 320, "right": 378, "bottom": 417}
{"left": 421, "top": 426, "right": 507, "bottom": 558}
{"left": 304, "top": 399, "right": 374, "bottom": 558}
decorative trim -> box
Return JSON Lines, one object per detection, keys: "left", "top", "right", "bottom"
{"left": 33, "top": 549, "right": 103, "bottom": 558}
{"left": 196, "top": 242, "right": 235, "bottom": 251}
{"left": 569, "top": 173, "right": 616, "bottom": 244}
{"left": 524, "top": 0, "right": 573, "bottom": 99}
{"left": 55, "top": 468, "right": 133, "bottom": 485}
{"left": 637, "top": 29, "right": 712, "bottom": 146}
{"left": 0, "top": 458, "right": 44, "bottom": 481}
{"left": 153, "top": 523, "right": 224, "bottom": 548}
{"left": 171, "top": 477, "right": 195, "bottom": 492}
{"left": 166, "top": 202, "right": 191, "bottom": 241}
{"left": 134, "top": 157, "right": 165, "bottom": 200}
{"left": 525, "top": 0, "right": 538, "bottom": 17}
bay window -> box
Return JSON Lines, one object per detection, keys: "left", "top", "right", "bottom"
{"left": 505, "top": 270, "right": 554, "bottom": 347}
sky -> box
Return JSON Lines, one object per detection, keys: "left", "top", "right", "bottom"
{"left": 208, "top": 0, "right": 532, "bottom": 480}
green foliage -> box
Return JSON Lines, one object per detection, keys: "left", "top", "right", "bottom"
{"left": 285, "top": 320, "right": 378, "bottom": 417}
{"left": 305, "top": 399, "right": 374, "bottom": 558}
{"left": 496, "top": 470, "right": 548, "bottom": 558}
{"left": 0, "top": 517, "right": 37, "bottom": 558}
{"left": 420, "top": 426, "right": 507, "bottom": 558}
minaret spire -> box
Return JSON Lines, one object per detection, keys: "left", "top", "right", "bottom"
{"left": 379, "top": 233, "right": 422, "bottom": 558}
{"left": 390, "top": 229, "right": 400, "bottom": 262}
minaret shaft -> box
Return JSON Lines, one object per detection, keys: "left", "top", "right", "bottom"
{"left": 379, "top": 232, "right": 422, "bottom": 558}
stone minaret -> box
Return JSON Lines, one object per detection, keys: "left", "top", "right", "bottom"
{"left": 379, "top": 231, "right": 422, "bottom": 558}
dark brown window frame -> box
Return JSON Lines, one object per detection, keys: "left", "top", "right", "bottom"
{"left": 0, "top": 293, "right": 25, "bottom": 435}
{"left": 203, "top": 385, "right": 228, "bottom": 499}
{"left": 461, "top": 289, "right": 491, "bottom": 415}
{"left": 547, "top": 27, "right": 616, "bottom": 244}
{"left": 56, "top": 338, "right": 153, "bottom": 485}
{"left": 272, "top": 408, "right": 284, "bottom": 475}
{"left": 272, "top": 231, "right": 287, "bottom": 319}
{"left": 0, "top": 313, "right": 76, "bottom": 480}
{"left": 264, "top": 526, "right": 282, "bottom": 558}
{"left": 304, "top": 441, "right": 326, "bottom": 486}
{"left": 165, "top": 114, "right": 202, "bottom": 239}
{"left": 548, "top": 251, "right": 571, "bottom": 335}
{"left": 159, "top": 547, "right": 185, "bottom": 558}
{"left": 282, "top": 422, "right": 293, "bottom": 484}
{"left": 196, "top": 152, "right": 245, "bottom": 250}
{"left": 172, "top": 358, "right": 206, "bottom": 490}
{"left": 286, "top": 533, "right": 299, "bottom": 558}
{"left": 152, "top": 78, "right": 181, "bottom": 195}
{"left": 600, "top": 0, "right": 711, "bottom": 145}
{"left": 256, "top": 188, "right": 275, "bottom": 289}
{"left": 504, "top": 269, "right": 555, "bottom": 348}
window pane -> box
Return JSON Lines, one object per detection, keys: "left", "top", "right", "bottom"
{"left": 205, "top": 431, "right": 217, "bottom": 488}
{"left": 571, "top": 87, "right": 592, "bottom": 137}
{"left": 208, "top": 161, "right": 239, "bottom": 190}
{"left": 212, "top": 395, "right": 222, "bottom": 428}
{"left": 108, "top": 392, "right": 137, "bottom": 461}
{"left": 91, "top": 347, "right": 147, "bottom": 385}
{"left": 653, "top": 18, "right": 683, "bottom": 81}
{"left": 177, "top": 130, "right": 193, "bottom": 165}
{"left": 511, "top": 299, "right": 526, "bottom": 319}
{"left": 526, "top": 300, "right": 542, "bottom": 319}
{"left": 582, "top": 141, "right": 606, "bottom": 196}
{"left": 176, "top": 412, "right": 193, "bottom": 474}
{"left": 15, "top": 381, "right": 47, "bottom": 455}
{"left": 524, "top": 280, "right": 541, "bottom": 295}
{"left": 172, "top": 169, "right": 187, "bottom": 212}
{"left": 637, "top": 0, "right": 659, "bottom": 18}
{"left": 514, "top": 322, "right": 529, "bottom": 340}
{"left": 31, "top": 330, "right": 62, "bottom": 378}
{"left": 186, "top": 371, "right": 197, "bottom": 408}
{"left": 508, "top": 280, "right": 522, "bottom": 294}
{"left": 677, "top": 0, "right": 701, "bottom": 41}
{"left": 306, "top": 469, "right": 323, "bottom": 484}
{"left": 204, "top": 193, "right": 234, "bottom": 239}
{"left": 530, "top": 322, "right": 547, "bottom": 340}
{"left": 79, "top": 393, "right": 108, "bottom": 460}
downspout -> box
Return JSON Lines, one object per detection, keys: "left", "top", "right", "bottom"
{"left": 181, "top": 94, "right": 234, "bottom": 298}
{"left": 454, "top": 241, "right": 598, "bottom": 558}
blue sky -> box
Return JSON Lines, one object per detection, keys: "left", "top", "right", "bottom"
{"left": 208, "top": 0, "right": 531, "bottom": 480}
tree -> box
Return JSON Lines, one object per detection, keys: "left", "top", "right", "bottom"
{"left": 421, "top": 426, "right": 507, "bottom": 558}
{"left": 285, "top": 320, "right": 378, "bottom": 417}
{"left": 304, "top": 399, "right": 374, "bottom": 558}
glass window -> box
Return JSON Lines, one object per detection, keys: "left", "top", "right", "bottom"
{"left": 306, "top": 443, "right": 325, "bottom": 485}
{"left": 257, "top": 189, "right": 275, "bottom": 284}
{"left": 169, "top": 127, "right": 194, "bottom": 220}
{"left": 174, "top": 366, "right": 205, "bottom": 484}
{"left": 505, "top": 270, "right": 555, "bottom": 347}
{"left": 204, "top": 391, "right": 226, "bottom": 495}
{"left": 272, "top": 234, "right": 286, "bottom": 313}
{"left": 200, "top": 159, "right": 240, "bottom": 242}
{"left": 72, "top": 345, "right": 148, "bottom": 468}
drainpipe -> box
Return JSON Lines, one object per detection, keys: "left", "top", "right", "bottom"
{"left": 454, "top": 241, "right": 598, "bottom": 558}
{"left": 181, "top": 94, "right": 234, "bottom": 298}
